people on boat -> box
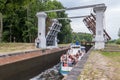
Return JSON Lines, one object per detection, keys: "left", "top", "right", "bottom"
{"left": 60, "top": 54, "right": 66, "bottom": 62}
{"left": 68, "top": 55, "right": 74, "bottom": 67}
{"left": 60, "top": 50, "right": 83, "bottom": 67}
{"left": 81, "top": 46, "right": 86, "bottom": 53}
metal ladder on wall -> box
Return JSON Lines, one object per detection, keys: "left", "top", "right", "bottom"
{"left": 46, "top": 20, "right": 62, "bottom": 46}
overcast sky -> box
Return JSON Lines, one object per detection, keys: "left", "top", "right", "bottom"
{"left": 57, "top": 0, "right": 120, "bottom": 39}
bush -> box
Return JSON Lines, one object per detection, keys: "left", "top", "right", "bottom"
{"left": 107, "top": 40, "right": 116, "bottom": 43}
{"left": 116, "top": 38, "right": 120, "bottom": 44}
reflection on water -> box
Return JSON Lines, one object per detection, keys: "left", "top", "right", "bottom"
{"left": 30, "top": 63, "right": 63, "bottom": 80}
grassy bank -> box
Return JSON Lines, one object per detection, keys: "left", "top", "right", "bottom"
{"left": 0, "top": 43, "right": 37, "bottom": 54}
{"left": 102, "top": 52, "right": 120, "bottom": 63}
{"left": 0, "top": 43, "right": 69, "bottom": 54}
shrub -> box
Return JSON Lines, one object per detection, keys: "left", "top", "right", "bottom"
{"left": 116, "top": 38, "right": 120, "bottom": 44}
{"left": 107, "top": 40, "right": 116, "bottom": 43}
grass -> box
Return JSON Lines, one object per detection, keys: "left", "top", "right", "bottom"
{"left": 101, "top": 51, "right": 120, "bottom": 66}
{"left": 58, "top": 43, "right": 70, "bottom": 47}
{"left": 102, "top": 44, "right": 120, "bottom": 63}
{"left": 101, "top": 51, "right": 120, "bottom": 80}
{"left": 0, "top": 43, "right": 69, "bottom": 54}
{"left": 0, "top": 43, "right": 38, "bottom": 54}
{"left": 102, "top": 52, "right": 120, "bottom": 57}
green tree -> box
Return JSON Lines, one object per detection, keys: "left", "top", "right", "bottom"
{"left": 118, "top": 28, "right": 120, "bottom": 38}
{"left": 0, "top": 0, "right": 35, "bottom": 42}
{"left": 116, "top": 39, "right": 120, "bottom": 44}
{"left": 1, "top": 0, "right": 73, "bottom": 43}
{"left": 116, "top": 28, "right": 120, "bottom": 44}
{"left": 72, "top": 32, "right": 92, "bottom": 43}
{"left": 44, "top": 0, "right": 73, "bottom": 44}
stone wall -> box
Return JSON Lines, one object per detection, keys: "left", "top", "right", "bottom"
{"left": 0, "top": 48, "right": 67, "bottom": 80}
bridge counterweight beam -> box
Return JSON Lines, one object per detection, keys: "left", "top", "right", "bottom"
{"left": 40, "top": 3, "right": 105, "bottom": 13}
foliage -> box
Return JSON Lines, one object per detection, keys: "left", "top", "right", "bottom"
{"left": 0, "top": 43, "right": 36, "bottom": 53}
{"left": 0, "top": 0, "right": 91, "bottom": 43}
{"left": 101, "top": 51, "right": 120, "bottom": 63}
{"left": 0, "top": 0, "right": 73, "bottom": 43}
{"left": 107, "top": 39, "right": 116, "bottom": 44}
{"left": 72, "top": 32, "right": 92, "bottom": 43}
{"left": 116, "top": 38, "right": 120, "bottom": 44}
{"left": 58, "top": 19, "right": 72, "bottom": 43}
{"left": 118, "top": 28, "right": 120, "bottom": 38}
{"left": 102, "top": 52, "right": 120, "bottom": 57}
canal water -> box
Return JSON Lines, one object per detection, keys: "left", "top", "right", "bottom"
{"left": 30, "top": 63, "right": 63, "bottom": 80}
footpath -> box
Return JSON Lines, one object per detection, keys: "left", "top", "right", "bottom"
{"left": 79, "top": 45, "right": 120, "bottom": 80}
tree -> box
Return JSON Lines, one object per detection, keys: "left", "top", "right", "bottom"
{"left": 1, "top": 0, "right": 73, "bottom": 43}
{"left": 118, "top": 28, "right": 120, "bottom": 38}
{"left": 72, "top": 32, "right": 92, "bottom": 43}
{"left": 39, "top": 0, "right": 73, "bottom": 44}
{"left": 0, "top": 0, "right": 35, "bottom": 42}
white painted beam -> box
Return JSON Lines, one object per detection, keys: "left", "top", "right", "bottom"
{"left": 40, "top": 3, "right": 105, "bottom": 13}
{"left": 53, "top": 15, "right": 89, "bottom": 20}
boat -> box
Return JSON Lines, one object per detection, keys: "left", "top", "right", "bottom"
{"left": 60, "top": 43, "right": 85, "bottom": 76}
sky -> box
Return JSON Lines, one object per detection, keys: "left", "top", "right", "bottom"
{"left": 57, "top": 0, "right": 120, "bottom": 39}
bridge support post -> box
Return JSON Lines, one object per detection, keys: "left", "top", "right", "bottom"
{"left": 36, "top": 12, "right": 47, "bottom": 48}
{"left": 94, "top": 5, "right": 106, "bottom": 49}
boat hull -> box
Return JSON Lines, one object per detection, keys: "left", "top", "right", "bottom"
{"left": 60, "top": 64, "right": 72, "bottom": 76}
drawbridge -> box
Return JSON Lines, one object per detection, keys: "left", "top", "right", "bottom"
{"left": 46, "top": 20, "right": 62, "bottom": 46}
{"left": 36, "top": 3, "right": 111, "bottom": 49}
{"left": 83, "top": 13, "right": 111, "bottom": 41}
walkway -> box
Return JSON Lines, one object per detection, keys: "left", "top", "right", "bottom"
{"left": 78, "top": 50, "right": 120, "bottom": 80}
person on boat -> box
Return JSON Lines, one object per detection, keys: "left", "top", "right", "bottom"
{"left": 76, "top": 50, "right": 83, "bottom": 60}
{"left": 73, "top": 55, "right": 78, "bottom": 64}
{"left": 68, "top": 54, "right": 76, "bottom": 65}
{"left": 77, "top": 50, "right": 82, "bottom": 56}
{"left": 75, "top": 53, "right": 79, "bottom": 59}
{"left": 61, "top": 54, "right": 68, "bottom": 66}
{"left": 68, "top": 55, "right": 73, "bottom": 67}
{"left": 60, "top": 54, "right": 66, "bottom": 62}
{"left": 81, "top": 46, "right": 86, "bottom": 53}
{"left": 75, "top": 41, "right": 80, "bottom": 45}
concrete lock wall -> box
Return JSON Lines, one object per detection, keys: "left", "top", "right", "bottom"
{"left": 83, "top": 45, "right": 93, "bottom": 52}
{"left": 0, "top": 49, "right": 67, "bottom": 80}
